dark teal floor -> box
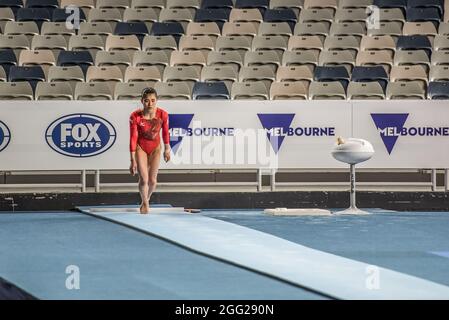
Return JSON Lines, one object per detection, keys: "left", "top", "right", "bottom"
{"left": 0, "top": 211, "right": 325, "bottom": 300}
{"left": 201, "top": 209, "right": 449, "bottom": 287}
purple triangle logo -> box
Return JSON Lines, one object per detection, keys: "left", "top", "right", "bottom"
{"left": 168, "top": 114, "right": 194, "bottom": 154}
{"left": 257, "top": 113, "right": 295, "bottom": 153}
{"left": 371, "top": 113, "right": 409, "bottom": 154}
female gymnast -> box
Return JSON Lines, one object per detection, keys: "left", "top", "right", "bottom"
{"left": 129, "top": 87, "right": 170, "bottom": 214}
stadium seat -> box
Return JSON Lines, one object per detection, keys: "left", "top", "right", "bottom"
{"left": 8, "top": 65, "right": 46, "bottom": 92}
{"left": 114, "top": 22, "right": 149, "bottom": 45}
{"left": 4, "top": 21, "right": 40, "bottom": 39}
{"left": 186, "top": 22, "right": 221, "bottom": 39}
{"left": 314, "top": 66, "right": 350, "bottom": 88}
{"left": 18, "top": 50, "right": 56, "bottom": 69}
{"left": 324, "top": 35, "right": 360, "bottom": 55}
{"left": 201, "top": 0, "right": 233, "bottom": 10}
{"left": 390, "top": 65, "right": 428, "bottom": 85}
{"left": 282, "top": 50, "right": 319, "bottom": 68}
{"left": 347, "top": 82, "right": 386, "bottom": 99}
{"left": 88, "top": 8, "right": 122, "bottom": 30}
{"left": 393, "top": 50, "right": 430, "bottom": 69}
{"left": 0, "top": 50, "right": 17, "bottom": 77}
{"left": 351, "top": 66, "right": 389, "bottom": 90}
{"left": 252, "top": 36, "right": 288, "bottom": 54}
{"left": 131, "top": 0, "right": 165, "bottom": 15}
{"left": 429, "top": 65, "right": 449, "bottom": 81}
{"left": 258, "top": 22, "right": 293, "bottom": 38}
{"left": 431, "top": 51, "right": 449, "bottom": 66}
{"left": 406, "top": 8, "right": 441, "bottom": 25}
{"left": 408, "top": 0, "right": 444, "bottom": 15}
{"left": 356, "top": 50, "right": 394, "bottom": 71}
{"left": 195, "top": 9, "right": 230, "bottom": 30}
{"left": 163, "top": 65, "right": 200, "bottom": 88}
{"left": 79, "top": 22, "right": 114, "bottom": 41}
{"left": 35, "top": 82, "right": 73, "bottom": 100}
{"left": 235, "top": 0, "right": 270, "bottom": 15}
{"left": 52, "top": 8, "right": 87, "bottom": 23}
{"left": 86, "top": 66, "right": 123, "bottom": 82}
{"left": 0, "top": 8, "right": 15, "bottom": 32}
{"left": 264, "top": 9, "right": 297, "bottom": 31}
{"left": 276, "top": 65, "right": 313, "bottom": 84}
{"left": 294, "top": 22, "right": 330, "bottom": 41}
{"left": 366, "top": 22, "right": 403, "bottom": 37}
{"left": 386, "top": 81, "right": 426, "bottom": 99}
{"left": 150, "top": 22, "right": 185, "bottom": 44}
{"left": 270, "top": 81, "right": 308, "bottom": 99}
{"left": 288, "top": 35, "right": 323, "bottom": 53}
{"left": 299, "top": 9, "right": 334, "bottom": 24}
{"left": 428, "top": 81, "right": 449, "bottom": 99}
{"left": 0, "top": 82, "right": 34, "bottom": 100}
{"left": 318, "top": 50, "right": 355, "bottom": 72}
{"left": 239, "top": 65, "right": 276, "bottom": 90}
{"left": 41, "top": 22, "right": 77, "bottom": 42}
{"left": 154, "top": 81, "right": 192, "bottom": 99}
{"left": 0, "top": 0, "right": 24, "bottom": 16}
{"left": 339, "top": 0, "right": 373, "bottom": 9}
{"left": 57, "top": 51, "right": 94, "bottom": 74}
{"left": 123, "top": 8, "right": 158, "bottom": 29}
{"left": 270, "top": 0, "right": 304, "bottom": 17}
{"left": 200, "top": 65, "right": 238, "bottom": 90}
{"left": 178, "top": 35, "right": 215, "bottom": 52}
{"left": 373, "top": 0, "right": 407, "bottom": 12}
{"left": 309, "top": 81, "right": 346, "bottom": 99}
{"left": 95, "top": 51, "right": 132, "bottom": 73}
{"left": 124, "top": 66, "right": 162, "bottom": 83}
{"left": 334, "top": 8, "right": 367, "bottom": 23}
{"left": 192, "top": 81, "right": 230, "bottom": 99}
{"left": 433, "top": 35, "right": 449, "bottom": 51}
{"left": 329, "top": 22, "right": 366, "bottom": 37}
{"left": 231, "top": 81, "right": 269, "bottom": 100}
{"left": 0, "top": 67, "right": 7, "bottom": 82}
{"left": 17, "top": 8, "right": 51, "bottom": 30}
{"left": 69, "top": 35, "right": 104, "bottom": 58}
{"left": 360, "top": 35, "right": 396, "bottom": 54}
{"left": 396, "top": 35, "right": 432, "bottom": 57}
{"left": 114, "top": 81, "right": 156, "bottom": 99}
{"left": 222, "top": 22, "right": 258, "bottom": 40}
{"left": 230, "top": 8, "right": 263, "bottom": 25}
{"left": 244, "top": 50, "right": 282, "bottom": 70}
{"left": 215, "top": 36, "right": 252, "bottom": 56}
{"left": 96, "top": 0, "right": 130, "bottom": 15}
{"left": 170, "top": 50, "right": 207, "bottom": 70}
{"left": 0, "top": 35, "right": 29, "bottom": 51}
{"left": 48, "top": 66, "right": 85, "bottom": 87}
{"left": 304, "top": 0, "right": 338, "bottom": 10}
{"left": 105, "top": 35, "right": 141, "bottom": 52}
{"left": 207, "top": 51, "right": 244, "bottom": 72}
{"left": 74, "top": 82, "right": 114, "bottom": 100}
{"left": 378, "top": 8, "right": 405, "bottom": 23}
{"left": 133, "top": 50, "right": 169, "bottom": 74}
{"left": 159, "top": 8, "right": 194, "bottom": 31}
{"left": 142, "top": 35, "right": 178, "bottom": 57}
{"left": 61, "top": 0, "right": 95, "bottom": 11}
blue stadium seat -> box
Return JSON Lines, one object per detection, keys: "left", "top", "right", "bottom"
{"left": 235, "top": 0, "right": 269, "bottom": 15}
{"left": 25, "top": 0, "right": 59, "bottom": 17}
{"left": 150, "top": 22, "right": 185, "bottom": 45}
{"left": 396, "top": 35, "right": 433, "bottom": 57}
{"left": 0, "top": 0, "right": 24, "bottom": 15}
{"left": 407, "top": 0, "right": 444, "bottom": 16}
{"left": 201, "top": 0, "right": 234, "bottom": 10}
{"left": 52, "top": 8, "right": 87, "bottom": 23}
{"left": 195, "top": 9, "right": 230, "bottom": 30}
{"left": 9, "top": 66, "right": 45, "bottom": 92}
{"left": 114, "top": 22, "right": 149, "bottom": 45}
{"left": 17, "top": 8, "right": 51, "bottom": 30}
{"left": 314, "top": 66, "right": 350, "bottom": 88}
{"left": 406, "top": 8, "right": 441, "bottom": 24}
{"left": 0, "top": 50, "right": 18, "bottom": 78}
{"left": 264, "top": 9, "right": 297, "bottom": 32}
{"left": 373, "top": 0, "right": 407, "bottom": 12}
{"left": 57, "top": 51, "right": 94, "bottom": 74}
{"left": 428, "top": 81, "right": 449, "bottom": 99}
{"left": 351, "top": 66, "right": 389, "bottom": 91}
{"left": 192, "top": 82, "right": 230, "bottom": 100}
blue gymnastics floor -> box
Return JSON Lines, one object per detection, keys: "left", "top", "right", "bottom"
{"left": 1, "top": 207, "right": 449, "bottom": 299}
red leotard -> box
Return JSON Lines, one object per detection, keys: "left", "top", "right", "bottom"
{"left": 129, "top": 107, "right": 170, "bottom": 155}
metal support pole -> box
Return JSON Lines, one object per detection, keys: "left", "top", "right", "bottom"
{"left": 431, "top": 169, "right": 437, "bottom": 192}
{"left": 257, "top": 169, "right": 262, "bottom": 192}
{"left": 81, "top": 170, "right": 86, "bottom": 192}
{"left": 270, "top": 169, "right": 276, "bottom": 192}
{"left": 349, "top": 164, "right": 356, "bottom": 210}
{"left": 95, "top": 170, "right": 100, "bottom": 193}
{"left": 445, "top": 169, "right": 448, "bottom": 193}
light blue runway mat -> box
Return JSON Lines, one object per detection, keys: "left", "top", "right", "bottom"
{"left": 0, "top": 210, "right": 323, "bottom": 300}
{"left": 78, "top": 205, "right": 449, "bottom": 300}
{"left": 2, "top": 206, "right": 449, "bottom": 299}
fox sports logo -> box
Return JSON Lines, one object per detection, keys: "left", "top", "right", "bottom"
{"left": 0, "top": 120, "right": 11, "bottom": 152}
{"left": 46, "top": 114, "right": 116, "bottom": 157}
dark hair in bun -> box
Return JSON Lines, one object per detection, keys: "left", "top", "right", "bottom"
{"left": 141, "top": 87, "right": 158, "bottom": 99}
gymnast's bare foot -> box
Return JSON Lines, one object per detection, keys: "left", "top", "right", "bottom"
{"left": 140, "top": 202, "right": 150, "bottom": 214}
